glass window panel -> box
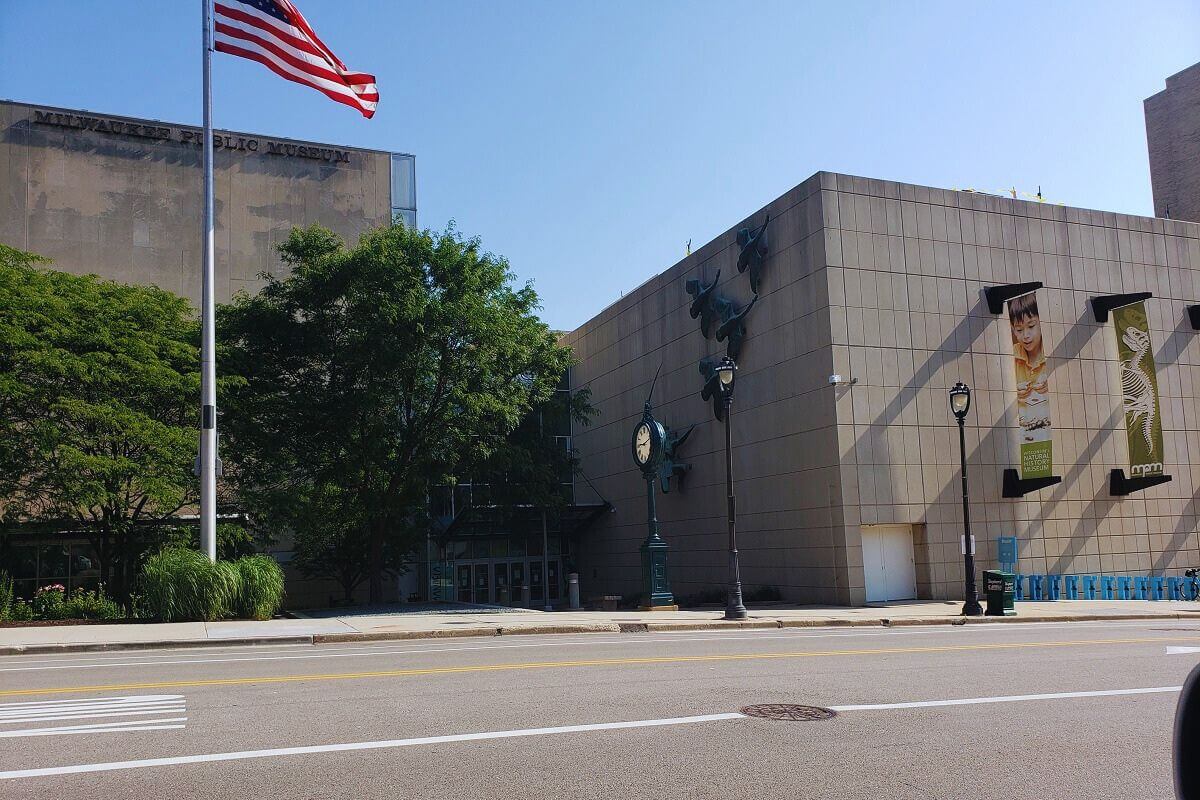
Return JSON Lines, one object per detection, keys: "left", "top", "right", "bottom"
{"left": 38, "top": 545, "right": 70, "bottom": 579}
{"left": 392, "top": 208, "right": 417, "bottom": 229}
{"left": 10, "top": 546, "right": 37, "bottom": 579}
{"left": 70, "top": 545, "right": 100, "bottom": 580}
{"left": 13, "top": 580, "right": 36, "bottom": 600}
{"left": 489, "top": 539, "right": 508, "bottom": 559}
{"left": 469, "top": 539, "right": 489, "bottom": 560}
{"left": 390, "top": 153, "right": 416, "bottom": 209}
{"left": 509, "top": 537, "right": 526, "bottom": 557}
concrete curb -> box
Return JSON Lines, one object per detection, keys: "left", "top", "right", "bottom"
{"left": 2, "top": 612, "right": 1194, "bottom": 656}
{"left": 0, "top": 635, "right": 315, "bottom": 656}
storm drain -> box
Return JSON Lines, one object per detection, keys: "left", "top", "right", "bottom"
{"left": 740, "top": 704, "right": 836, "bottom": 721}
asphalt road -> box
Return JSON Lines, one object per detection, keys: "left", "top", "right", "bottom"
{"left": 1, "top": 619, "right": 1198, "bottom": 799}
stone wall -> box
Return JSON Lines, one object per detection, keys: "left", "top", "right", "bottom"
{"left": 566, "top": 171, "right": 1200, "bottom": 606}
{"left": 1146, "top": 62, "right": 1200, "bottom": 224}
{"left": 0, "top": 100, "right": 394, "bottom": 303}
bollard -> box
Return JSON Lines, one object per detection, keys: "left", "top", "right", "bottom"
{"left": 568, "top": 573, "right": 581, "bottom": 610}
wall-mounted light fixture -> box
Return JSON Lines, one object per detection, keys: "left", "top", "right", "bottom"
{"left": 829, "top": 374, "right": 858, "bottom": 386}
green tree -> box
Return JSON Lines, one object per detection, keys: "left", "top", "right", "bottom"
{"left": 0, "top": 245, "right": 201, "bottom": 599}
{"left": 219, "top": 223, "right": 573, "bottom": 603}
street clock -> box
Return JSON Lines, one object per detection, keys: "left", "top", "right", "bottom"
{"left": 631, "top": 408, "right": 665, "bottom": 473}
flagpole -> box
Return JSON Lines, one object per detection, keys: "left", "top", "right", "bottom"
{"left": 199, "top": 0, "right": 218, "bottom": 563}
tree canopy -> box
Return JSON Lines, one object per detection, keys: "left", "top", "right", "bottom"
{"left": 218, "top": 223, "right": 575, "bottom": 602}
{"left": 0, "top": 245, "right": 202, "bottom": 598}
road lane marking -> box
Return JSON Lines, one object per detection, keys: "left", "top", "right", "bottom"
{"left": 5, "top": 619, "right": 1197, "bottom": 672}
{"left": 0, "top": 694, "right": 187, "bottom": 738}
{"left": 1166, "top": 646, "right": 1200, "bottom": 655}
{"left": 830, "top": 686, "right": 1182, "bottom": 711}
{"left": 0, "top": 712, "right": 745, "bottom": 779}
{"left": 3, "top": 634, "right": 1198, "bottom": 699}
{"left": 0, "top": 718, "right": 187, "bottom": 739}
{"left": 0, "top": 694, "right": 183, "bottom": 710}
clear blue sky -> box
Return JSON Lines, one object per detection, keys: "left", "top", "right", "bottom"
{"left": 1, "top": 1, "right": 1197, "bottom": 330}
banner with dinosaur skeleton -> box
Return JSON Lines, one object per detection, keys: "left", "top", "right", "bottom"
{"left": 1007, "top": 292, "right": 1053, "bottom": 478}
{"left": 1112, "top": 301, "right": 1164, "bottom": 477}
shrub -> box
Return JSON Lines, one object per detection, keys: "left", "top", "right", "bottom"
{"left": 234, "top": 555, "right": 285, "bottom": 620}
{"left": 8, "top": 600, "right": 34, "bottom": 621}
{"left": 32, "top": 584, "right": 68, "bottom": 619}
{"left": 0, "top": 571, "right": 13, "bottom": 621}
{"left": 62, "top": 588, "right": 123, "bottom": 620}
{"left": 140, "top": 548, "right": 240, "bottom": 622}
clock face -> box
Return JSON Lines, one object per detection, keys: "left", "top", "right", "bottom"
{"left": 634, "top": 423, "right": 652, "bottom": 465}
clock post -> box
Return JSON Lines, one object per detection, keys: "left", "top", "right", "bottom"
{"left": 633, "top": 401, "right": 676, "bottom": 611}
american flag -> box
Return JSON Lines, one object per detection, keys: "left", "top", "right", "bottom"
{"left": 214, "top": 0, "right": 378, "bottom": 118}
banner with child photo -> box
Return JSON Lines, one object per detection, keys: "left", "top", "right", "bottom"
{"left": 1008, "top": 292, "right": 1053, "bottom": 479}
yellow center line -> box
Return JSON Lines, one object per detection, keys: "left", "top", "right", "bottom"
{"left": 3, "top": 635, "right": 1197, "bottom": 699}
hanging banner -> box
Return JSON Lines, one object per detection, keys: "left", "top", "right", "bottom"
{"left": 1112, "top": 301, "right": 1164, "bottom": 477}
{"left": 1008, "top": 293, "right": 1053, "bottom": 478}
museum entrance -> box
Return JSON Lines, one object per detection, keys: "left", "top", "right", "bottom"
{"left": 454, "top": 558, "right": 561, "bottom": 606}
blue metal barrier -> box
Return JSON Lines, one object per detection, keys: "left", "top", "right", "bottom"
{"left": 1013, "top": 574, "right": 1025, "bottom": 601}
{"left": 1101, "top": 576, "right": 1117, "bottom": 599}
{"left": 1134, "top": 576, "right": 1151, "bottom": 600}
{"left": 1168, "top": 577, "right": 1184, "bottom": 601}
{"left": 1117, "top": 576, "right": 1134, "bottom": 599}
{"left": 1063, "top": 575, "right": 1080, "bottom": 599}
{"left": 1150, "top": 576, "right": 1165, "bottom": 600}
{"left": 1082, "top": 575, "right": 1099, "bottom": 600}
{"left": 1046, "top": 574, "right": 1062, "bottom": 601}
{"left": 1029, "top": 574, "right": 1045, "bottom": 601}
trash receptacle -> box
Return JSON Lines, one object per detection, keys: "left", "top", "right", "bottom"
{"left": 984, "top": 570, "right": 1016, "bottom": 617}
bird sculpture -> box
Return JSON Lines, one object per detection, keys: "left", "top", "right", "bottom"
{"left": 736, "top": 214, "right": 770, "bottom": 293}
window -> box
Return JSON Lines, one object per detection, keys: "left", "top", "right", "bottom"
{"left": 390, "top": 153, "right": 416, "bottom": 228}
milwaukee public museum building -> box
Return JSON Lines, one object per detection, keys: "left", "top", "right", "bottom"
{"left": 0, "top": 99, "right": 417, "bottom": 605}
{"left": 563, "top": 171, "right": 1200, "bottom": 606}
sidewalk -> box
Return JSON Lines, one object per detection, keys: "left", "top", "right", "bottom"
{"left": 2, "top": 600, "right": 1197, "bottom": 655}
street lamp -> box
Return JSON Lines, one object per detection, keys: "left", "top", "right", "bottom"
{"left": 716, "top": 356, "right": 747, "bottom": 620}
{"left": 949, "top": 381, "right": 983, "bottom": 617}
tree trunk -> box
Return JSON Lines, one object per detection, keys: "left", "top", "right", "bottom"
{"left": 367, "top": 519, "right": 384, "bottom": 604}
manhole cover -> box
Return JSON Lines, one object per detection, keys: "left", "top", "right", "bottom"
{"left": 740, "top": 704, "right": 836, "bottom": 721}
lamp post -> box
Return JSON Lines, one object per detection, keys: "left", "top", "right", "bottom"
{"left": 949, "top": 381, "right": 983, "bottom": 617}
{"left": 716, "top": 356, "right": 747, "bottom": 620}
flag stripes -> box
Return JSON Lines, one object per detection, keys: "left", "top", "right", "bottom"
{"left": 213, "top": 0, "right": 378, "bottom": 118}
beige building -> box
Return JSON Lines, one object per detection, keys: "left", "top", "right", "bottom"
{"left": 0, "top": 100, "right": 416, "bottom": 608}
{"left": 565, "top": 172, "right": 1200, "bottom": 605}
{"left": 0, "top": 99, "right": 415, "bottom": 301}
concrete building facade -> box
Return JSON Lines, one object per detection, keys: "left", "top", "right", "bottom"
{"left": 1146, "top": 62, "right": 1200, "bottom": 224}
{"left": 0, "top": 99, "right": 415, "bottom": 302}
{"left": 565, "top": 172, "right": 1200, "bottom": 605}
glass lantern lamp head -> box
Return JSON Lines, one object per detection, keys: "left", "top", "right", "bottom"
{"left": 949, "top": 381, "right": 971, "bottom": 420}
{"left": 716, "top": 356, "right": 737, "bottom": 394}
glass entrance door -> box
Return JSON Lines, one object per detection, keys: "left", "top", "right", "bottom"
{"left": 473, "top": 563, "right": 490, "bottom": 604}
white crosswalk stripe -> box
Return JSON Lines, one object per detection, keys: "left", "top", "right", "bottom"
{"left": 0, "top": 695, "right": 188, "bottom": 739}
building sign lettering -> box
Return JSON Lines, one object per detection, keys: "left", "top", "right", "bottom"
{"left": 32, "top": 109, "right": 350, "bottom": 164}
